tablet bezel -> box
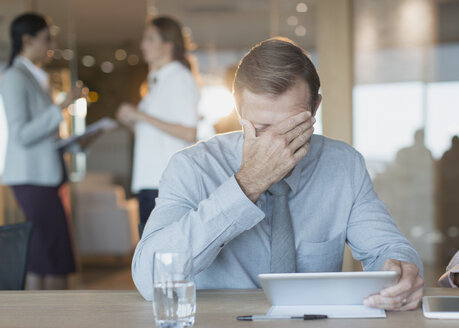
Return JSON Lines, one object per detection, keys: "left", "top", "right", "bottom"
{"left": 259, "top": 271, "right": 399, "bottom": 306}
{"left": 422, "top": 296, "right": 459, "bottom": 319}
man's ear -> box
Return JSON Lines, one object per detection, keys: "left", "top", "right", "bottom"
{"left": 234, "top": 95, "right": 242, "bottom": 119}
{"left": 311, "top": 94, "right": 322, "bottom": 117}
{"left": 235, "top": 106, "right": 241, "bottom": 120}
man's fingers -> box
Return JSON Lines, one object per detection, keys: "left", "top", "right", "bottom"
{"left": 285, "top": 117, "right": 315, "bottom": 143}
{"left": 400, "top": 287, "right": 423, "bottom": 311}
{"left": 293, "top": 143, "right": 309, "bottom": 163}
{"left": 240, "top": 119, "right": 256, "bottom": 140}
{"left": 364, "top": 294, "right": 408, "bottom": 310}
{"left": 367, "top": 260, "right": 424, "bottom": 312}
{"left": 270, "top": 111, "right": 311, "bottom": 134}
{"left": 288, "top": 126, "right": 314, "bottom": 153}
{"left": 366, "top": 282, "right": 424, "bottom": 311}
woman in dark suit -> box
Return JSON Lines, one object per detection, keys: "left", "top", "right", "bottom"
{"left": 1, "top": 13, "right": 80, "bottom": 289}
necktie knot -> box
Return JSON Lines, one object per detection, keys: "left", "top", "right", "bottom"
{"left": 268, "top": 180, "right": 290, "bottom": 196}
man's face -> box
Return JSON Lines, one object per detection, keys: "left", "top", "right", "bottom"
{"left": 239, "top": 79, "right": 317, "bottom": 136}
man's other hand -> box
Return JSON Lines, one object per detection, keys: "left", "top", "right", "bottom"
{"left": 364, "top": 259, "right": 424, "bottom": 311}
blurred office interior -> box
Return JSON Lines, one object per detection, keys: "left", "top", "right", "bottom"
{"left": 0, "top": 0, "right": 458, "bottom": 289}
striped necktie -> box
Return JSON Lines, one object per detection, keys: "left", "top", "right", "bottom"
{"left": 268, "top": 180, "right": 296, "bottom": 273}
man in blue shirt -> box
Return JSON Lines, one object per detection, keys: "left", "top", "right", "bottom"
{"left": 132, "top": 37, "right": 424, "bottom": 311}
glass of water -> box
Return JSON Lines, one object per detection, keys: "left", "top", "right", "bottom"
{"left": 152, "top": 250, "right": 196, "bottom": 328}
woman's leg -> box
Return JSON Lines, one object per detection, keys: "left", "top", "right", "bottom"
{"left": 43, "top": 275, "right": 67, "bottom": 290}
{"left": 11, "top": 185, "right": 76, "bottom": 287}
{"left": 25, "top": 272, "right": 43, "bottom": 290}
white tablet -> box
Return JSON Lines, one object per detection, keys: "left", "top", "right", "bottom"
{"left": 423, "top": 296, "right": 459, "bottom": 319}
{"left": 259, "top": 271, "right": 399, "bottom": 306}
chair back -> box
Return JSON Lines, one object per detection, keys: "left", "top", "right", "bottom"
{"left": 138, "top": 223, "right": 145, "bottom": 239}
{"left": 0, "top": 221, "right": 33, "bottom": 290}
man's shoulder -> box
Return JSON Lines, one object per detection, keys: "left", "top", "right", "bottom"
{"left": 173, "top": 131, "right": 242, "bottom": 162}
{"left": 313, "top": 134, "right": 360, "bottom": 160}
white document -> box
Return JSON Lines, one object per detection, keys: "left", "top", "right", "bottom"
{"left": 55, "top": 117, "right": 118, "bottom": 151}
{"left": 268, "top": 305, "right": 386, "bottom": 318}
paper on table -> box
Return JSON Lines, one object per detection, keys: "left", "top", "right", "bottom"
{"left": 55, "top": 117, "right": 118, "bottom": 151}
{"left": 268, "top": 305, "right": 386, "bottom": 318}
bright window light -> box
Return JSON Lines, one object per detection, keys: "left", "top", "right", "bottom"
{"left": 197, "top": 85, "right": 236, "bottom": 140}
{"left": 314, "top": 101, "right": 323, "bottom": 136}
{"left": 354, "top": 81, "right": 459, "bottom": 163}
{"left": 426, "top": 81, "right": 459, "bottom": 158}
{"left": 353, "top": 82, "right": 424, "bottom": 162}
{"left": 198, "top": 85, "right": 236, "bottom": 123}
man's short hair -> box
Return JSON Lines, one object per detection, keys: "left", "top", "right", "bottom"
{"left": 233, "top": 37, "right": 320, "bottom": 112}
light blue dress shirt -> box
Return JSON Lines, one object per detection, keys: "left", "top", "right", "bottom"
{"left": 132, "top": 132, "right": 423, "bottom": 300}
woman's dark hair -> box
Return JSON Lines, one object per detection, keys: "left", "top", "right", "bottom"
{"left": 150, "top": 16, "right": 191, "bottom": 71}
{"left": 8, "top": 13, "right": 48, "bottom": 67}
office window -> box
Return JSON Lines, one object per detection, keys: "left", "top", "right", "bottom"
{"left": 353, "top": 0, "right": 459, "bottom": 279}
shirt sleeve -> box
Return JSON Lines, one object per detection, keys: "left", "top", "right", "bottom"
{"left": 438, "top": 251, "right": 459, "bottom": 287}
{"left": 165, "top": 73, "right": 199, "bottom": 127}
{"left": 346, "top": 151, "right": 424, "bottom": 276}
{"left": 1, "top": 70, "right": 62, "bottom": 147}
{"left": 131, "top": 151, "right": 265, "bottom": 300}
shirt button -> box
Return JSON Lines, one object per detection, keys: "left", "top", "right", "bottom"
{"left": 220, "top": 243, "right": 225, "bottom": 248}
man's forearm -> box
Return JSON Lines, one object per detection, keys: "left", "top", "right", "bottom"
{"left": 131, "top": 175, "right": 265, "bottom": 300}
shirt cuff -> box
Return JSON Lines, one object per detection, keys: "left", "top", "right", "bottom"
{"left": 213, "top": 175, "right": 265, "bottom": 231}
{"left": 370, "top": 246, "right": 424, "bottom": 277}
{"left": 446, "top": 264, "right": 459, "bottom": 287}
{"left": 438, "top": 271, "right": 458, "bottom": 288}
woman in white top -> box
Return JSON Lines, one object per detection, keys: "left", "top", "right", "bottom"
{"left": 117, "top": 16, "right": 199, "bottom": 231}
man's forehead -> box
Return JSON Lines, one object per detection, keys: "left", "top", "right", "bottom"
{"left": 239, "top": 80, "right": 310, "bottom": 117}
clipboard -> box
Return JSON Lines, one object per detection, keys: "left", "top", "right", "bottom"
{"left": 55, "top": 117, "right": 118, "bottom": 152}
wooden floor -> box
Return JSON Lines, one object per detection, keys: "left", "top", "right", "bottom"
{"left": 72, "top": 255, "right": 136, "bottom": 290}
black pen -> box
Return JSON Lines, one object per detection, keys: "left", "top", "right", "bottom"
{"left": 237, "top": 314, "right": 328, "bottom": 321}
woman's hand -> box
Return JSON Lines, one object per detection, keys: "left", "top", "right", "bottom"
{"left": 60, "top": 85, "right": 83, "bottom": 109}
{"left": 117, "top": 103, "right": 140, "bottom": 125}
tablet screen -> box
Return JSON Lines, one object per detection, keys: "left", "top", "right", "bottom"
{"left": 427, "top": 297, "right": 459, "bottom": 312}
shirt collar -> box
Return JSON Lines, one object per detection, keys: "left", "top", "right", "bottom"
{"left": 285, "top": 134, "right": 321, "bottom": 194}
{"left": 16, "top": 56, "right": 49, "bottom": 91}
{"left": 148, "top": 61, "right": 181, "bottom": 85}
{"left": 284, "top": 161, "right": 303, "bottom": 194}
